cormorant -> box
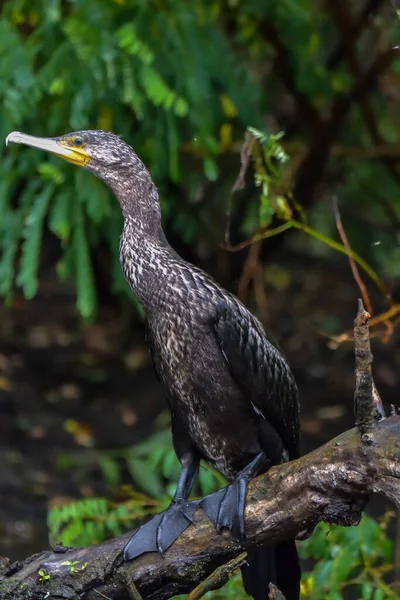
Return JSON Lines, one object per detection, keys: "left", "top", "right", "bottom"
{"left": 6, "top": 130, "right": 301, "bottom": 600}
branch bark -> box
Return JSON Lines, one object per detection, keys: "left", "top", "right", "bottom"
{"left": 1, "top": 416, "right": 400, "bottom": 600}
{"left": 1, "top": 302, "right": 399, "bottom": 600}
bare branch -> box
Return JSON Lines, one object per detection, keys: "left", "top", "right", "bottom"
{"left": 354, "top": 299, "right": 383, "bottom": 432}
{"left": 327, "top": 0, "right": 385, "bottom": 69}
{"left": 224, "top": 133, "right": 255, "bottom": 247}
{"left": 333, "top": 198, "right": 373, "bottom": 315}
{"left": 1, "top": 304, "right": 398, "bottom": 600}
{"left": 2, "top": 415, "right": 400, "bottom": 600}
{"left": 186, "top": 553, "right": 247, "bottom": 600}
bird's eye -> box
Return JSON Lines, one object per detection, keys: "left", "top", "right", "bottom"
{"left": 74, "top": 137, "right": 83, "bottom": 147}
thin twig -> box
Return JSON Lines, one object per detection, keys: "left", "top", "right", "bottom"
{"left": 325, "top": 303, "right": 400, "bottom": 347}
{"left": 186, "top": 552, "right": 247, "bottom": 600}
{"left": 224, "top": 134, "right": 255, "bottom": 246}
{"left": 333, "top": 197, "right": 373, "bottom": 315}
{"left": 117, "top": 571, "right": 144, "bottom": 600}
{"left": 222, "top": 222, "right": 293, "bottom": 252}
{"left": 237, "top": 241, "right": 261, "bottom": 300}
{"left": 232, "top": 135, "right": 255, "bottom": 193}
{"left": 93, "top": 590, "right": 113, "bottom": 600}
{"left": 224, "top": 217, "right": 388, "bottom": 299}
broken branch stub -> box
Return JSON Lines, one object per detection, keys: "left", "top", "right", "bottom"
{"left": 354, "top": 298, "right": 382, "bottom": 432}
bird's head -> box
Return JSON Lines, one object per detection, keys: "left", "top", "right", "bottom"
{"left": 6, "top": 130, "right": 158, "bottom": 221}
{"left": 5, "top": 130, "right": 139, "bottom": 176}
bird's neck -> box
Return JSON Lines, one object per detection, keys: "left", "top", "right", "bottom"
{"left": 108, "top": 166, "right": 181, "bottom": 312}
{"left": 103, "top": 165, "right": 162, "bottom": 239}
{"left": 120, "top": 215, "right": 179, "bottom": 312}
{"left": 103, "top": 162, "right": 192, "bottom": 312}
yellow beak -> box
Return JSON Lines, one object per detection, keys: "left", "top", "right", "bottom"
{"left": 5, "top": 132, "right": 90, "bottom": 166}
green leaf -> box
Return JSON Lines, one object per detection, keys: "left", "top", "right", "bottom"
{"left": 127, "top": 457, "right": 164, "bottom": 498}
{"left": 198, "top": 467, "right": 218, "bottom": 496}
{"left": 312, "top": 558, "right": 334, "bottom": 591}
{"left": 357, "top": 515, "right": 383, "bottom": 559}
{"left": 81, "top": 174, "right": 112, "bottom": 223}
{"left": 259, "top": 193, "right": 274, "bottom": 227}
{"left": 361, "top": 583, "right": 374, "bottom": 600}
{"left": 117, "top": 24, "right": 154, "bottom": 65}
{"left": 0, "top": 211, "right": 23, "bottom": 296}
{"left": 161, "top": 449, "right": 180, "bottom": 480}
{"left": 48, "top": 189, "right": 72, "bottom": 241}
{"left": 17, "top": 184, "right": 54, "bottom": 299}
{"left": 203, "top": 156, "right": 218, "bottom": 181}
{"left": 174, "top": 97, "right": 188, "bottom": 117}
{"left": 73, "top": 204, "right": 97, "bottom": 318}
{"left": 166, "top": 111, "right": 180, "bottom": 182}
{"left": 37, "top": 162, "right": 65, "bottom": 184}
{"left": 99, "top": 455, "right": 121, "bottom": 487}
{"left": 373, "top": 589, "right": 384, "bottom": 600}
{"left": 381, "top": 538, "right": 393, "bottom": 562}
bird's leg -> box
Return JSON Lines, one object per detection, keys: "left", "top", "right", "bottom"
{"left": 155, "top": 455, "right": 200, "bottom": 552}
{"left": 123, "top": 454, "right": 200, "bottom": 561}
{"left": 200, "top": 452, "right": 269, "bottom": 541}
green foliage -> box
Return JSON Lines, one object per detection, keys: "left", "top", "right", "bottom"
{"left": 173, "top": 514, "right": 397, "bottom": 600}
{"left": 243, "top": 127, "right": 387, "bottom": 296}
{"left": 99, "top": 428, "right": 227, "bottom": 499}
{"left": 0, "top": 0, "right": 261, "bottom": 317}
{"left": 244, "top": 127, "right": 292, "bottom": 233}
{"left": 49, "top": 427, "right": 227, "bottom": 546}
{"left": 2, "top": 1, "right": 400, "bottom": 318}
{"left": 59, "top": 560, "right": 88, "bottom": 575}
{"left": 48, "top": 496, "right": 145, "bottom": 546}
{"left": 38, "top": 568, "right": 50, "bottom": 583}
{"left": 299, "top": 514, "right": 397, "bottom": 599}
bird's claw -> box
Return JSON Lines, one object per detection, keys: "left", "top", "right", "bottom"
{"left": 123, "top": 499, "right": 199, "bottom": 561}
{"left": 199, "top": 454, "right": 269, "bottom": 541}
{"left": 156, "top": 499, "right": 199, "bottom": 553}
{"left": 200, "top": 478, "right": 247, "bottom": 541}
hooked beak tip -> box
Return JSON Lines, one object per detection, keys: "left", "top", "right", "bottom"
{"left": 5, "top": 131, "right": 25, "bottom": 147}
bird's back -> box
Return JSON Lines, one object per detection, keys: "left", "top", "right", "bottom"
{"left": 145, "top": 255, "right": 299, "bottom": 475}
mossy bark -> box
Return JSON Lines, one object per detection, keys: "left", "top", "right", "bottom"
{"left": 1, "top": 417, "right": 400, "bottom": 600}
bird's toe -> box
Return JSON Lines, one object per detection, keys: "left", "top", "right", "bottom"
{"left": 156, "top": 499, "right": 199, "bottom": 553}
{"left": 123, "top": 512, "right": 164, "bottom": 561}
{"left": 200, "top": 481, "right": 246, "bottom": 541}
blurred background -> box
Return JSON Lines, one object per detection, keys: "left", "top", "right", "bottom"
{"left": 1, "top": 1, "right": 400, "bottom": 597}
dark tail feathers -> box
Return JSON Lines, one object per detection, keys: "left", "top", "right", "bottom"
{"left": 241, "top": 540, "right": 300, "bottom": 600}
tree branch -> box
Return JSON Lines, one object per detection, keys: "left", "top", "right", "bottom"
{"left": 1, "top": 417, "right": 400, "bottom": 600}
{"left": 326, "top": 0, "right": 385, "bottom": 69}
{"left": 354, "top": 299, "right": 375, "bottom": 431}
{"left": 1, "top": 302, "right": 399, "bottom": 600}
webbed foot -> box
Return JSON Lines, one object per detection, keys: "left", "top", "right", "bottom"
{"left": 200, "top": 452, "right": 269, "bottom": 541}
{"left": 200, "top": 479, "right": 247, "bottom": 540}
{"left": 123, "top": 499, "right": 199, "bottom": 561}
